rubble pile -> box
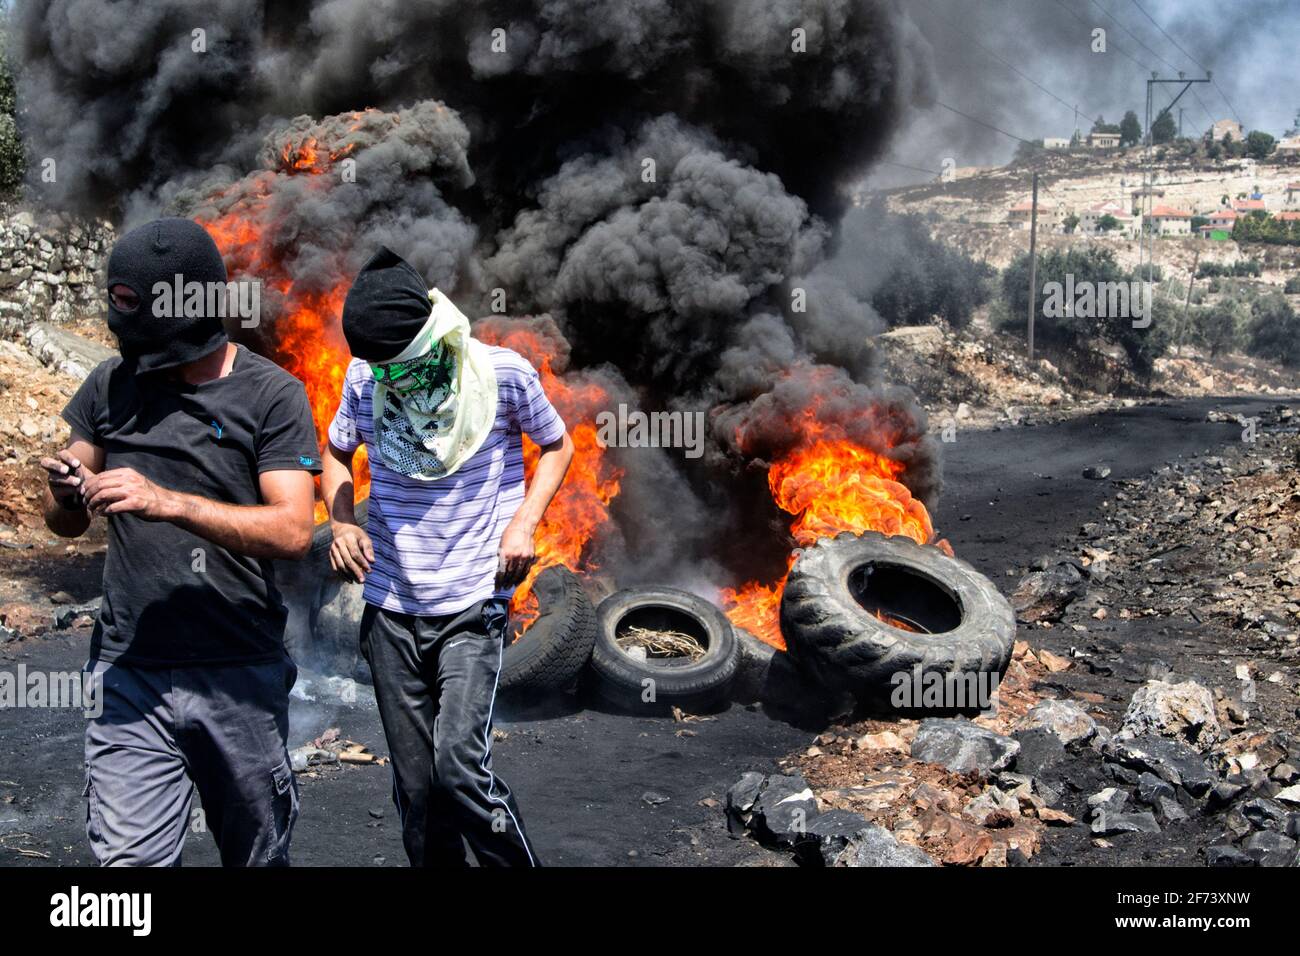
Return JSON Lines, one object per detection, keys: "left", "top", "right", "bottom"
{"left": 0, "top": 339, "right": 88, "bottom": 549}
{"left": 726, "top": 643, "right": 1069, "bottom": 866}
{"left": 734, "top": 409, "right": 1299, "bottom": 866}
{"left": 0, "top": 208, "right": 116, "bottom": 554}
{"left": 1155, "top": 351, "right": 1298, "bottom": 399}
{"left": 877, "top": 324, "right": 1079, "bottom": 421}
{"left": 1067, "top": 404, "right": 1299, "bottom": 689}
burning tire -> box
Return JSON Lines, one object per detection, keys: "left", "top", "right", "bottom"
{"left": 591, "top": 586, "right": 739, "bottom": 713}
{"left": 779, "top": 532, "right": 1015, "bottom": 707}
{"left": 500, "top": 565, "right": 597, "bottom": 694}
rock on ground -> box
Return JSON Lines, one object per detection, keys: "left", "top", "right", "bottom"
{"left": 911, "top": 718, "right": 1020, "bottom": 775}
{"left": 1102, "top": 734, "right": 1214, "bottom": 797}
{"left": 1011, "top": 561, "right": 1088, "bottom": 624}
{"left": 1120, "top": 679, "right": 1224, "bottom": 752}
{"left": 1019, "top": 698, "right": 1097, "bottom": 744}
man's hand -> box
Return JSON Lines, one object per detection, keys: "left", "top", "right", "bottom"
{"left": 82, "top": 468, "right": 175, "bottom": 520}
{"left": 40, "top": 449, "right": 89, "bottom": 510}
{"left": 330, "top": 522, "right": 374, "bottom": 583}
{"left": 496, "top": 517, "right": 537, "bottom": 589}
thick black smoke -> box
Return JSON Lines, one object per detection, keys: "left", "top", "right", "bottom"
{"left": 16, "top": 0, "right": 932, "bottom": 219}
{"left": 14, "top": 0, "right": 941, "bottom": 590}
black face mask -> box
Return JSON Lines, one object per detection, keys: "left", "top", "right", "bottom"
{"left": 105, "top": 217, "right": 230, "bottom": 374}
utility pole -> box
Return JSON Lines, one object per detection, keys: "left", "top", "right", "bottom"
{"left": 1178, "top": 106, "right": 1184, "bottom": 138}
{"left": 1027, "top": 171, "right": 1039, "bottom": 362}
{"left": 1141, "top": 72, "right": 1213, "bottom": 314}
{"left": 1177, "top": 246, "right": 1200, "bottom": 357}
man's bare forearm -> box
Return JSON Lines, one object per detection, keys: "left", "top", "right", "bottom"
{"left": 322, "top": 444, "right": 359, "bottom": 525}
{"left": 513, "top": 434, "right": 575, "bottom": 532}
{"left": 161, "top": 491, "right": 311, "bottom": 559}
{"left": 42, "top": 489, "right": 91, "bottom": 538}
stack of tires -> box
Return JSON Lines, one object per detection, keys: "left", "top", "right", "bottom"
{"left": 292, "top": 519, "right": 1014, "bottom": 715}
{"left": 500, "top": 579, "right": 751, "bottom": 714}
{"left": 292, "top": 511, "right": 752, "bottom": 709}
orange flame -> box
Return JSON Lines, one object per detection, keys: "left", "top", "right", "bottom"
{"left": 475, "top": 325, "right": 623, "bottom": 633}
{"left": 720, "top": 424, "right": 940, "bottom": 650}
{"left": 201, "top": 178, "right": 369, "bottom": 521}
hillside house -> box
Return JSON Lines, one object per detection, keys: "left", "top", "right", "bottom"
{"left": 1277, "top": 137, "right": 1300, "bottom": 159}
{"left": 1207, "top": 119, "right": 1245, "bottom": 142}
{"left": 1233, "top": 197, "right": 1267, "bottom": 216}
{"left": 1148, "top": 205, "right": 1192, "bottom": 236}
{"left": 1043, "top": 137, "right": 1072, "bottom": 150}
{"left": 1008, "top": 200, "right": 1047, "bottom": 231}
{"left": 1198, "top": 208, "right": 1238, "bottom": 240}
{"left": 1079, "top": 201, "right": 1137, "bottom": 236}
{"left": 1088, "top": 131, "right": 1121, "bottom": 149}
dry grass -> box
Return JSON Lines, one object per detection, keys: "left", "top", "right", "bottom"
{"left": 617, "top": 625, "right": 705, "bottom": 661}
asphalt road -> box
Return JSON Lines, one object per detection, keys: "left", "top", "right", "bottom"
{"left": 0, "top": 394, "right": 1292, "bottom": 867}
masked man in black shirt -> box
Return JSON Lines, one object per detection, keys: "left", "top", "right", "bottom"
{"left": 40, "top": 218, "right": 322, "bottom": 866}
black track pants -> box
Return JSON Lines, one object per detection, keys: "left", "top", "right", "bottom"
{"left": 359, "top": 598, "right": 538, "bottom": 867}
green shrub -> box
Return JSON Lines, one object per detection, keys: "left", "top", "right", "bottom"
{"left": 0, "top": 24, "right": 22, "bottom": 194}
{"left": 1247, "top": 293, "right": 1300, "bottom": 367}
{"left": 999, "top": 246, "right": 1170, "bottom": 376}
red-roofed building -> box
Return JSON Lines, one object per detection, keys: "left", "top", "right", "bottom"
{"left": 1233, "top": 198, "right": 1266, "bottom": 215}
{"left": 1198, "top": 208, "right": 1238, "bottom": 239}
{"left": 1275, "top": 211, "right": 1300, "bottom": 222}
{"left": 1149, "top": 206, "right": 1192, "bottom": 236}
{"left": 1079, "top": 200, "right": 1137, "bottom": 236}
{"left": 1007, "top": 200, "right": 1061, "bottom": 231}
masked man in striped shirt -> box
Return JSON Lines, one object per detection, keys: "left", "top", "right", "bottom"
{"left": 322, "top": 248, "right": 573, "bottom": 867}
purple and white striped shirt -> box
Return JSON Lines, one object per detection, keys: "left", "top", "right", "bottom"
{"left": 328, "top": 346, "right": 566, "bottom": 616}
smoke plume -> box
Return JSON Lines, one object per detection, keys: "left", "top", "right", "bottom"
{"left": 14, "top": 0, "right": 942, "bottom": 591}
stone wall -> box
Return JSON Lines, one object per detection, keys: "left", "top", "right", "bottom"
{"left": 0, "top": 207, "right": 114, "bottom": 339}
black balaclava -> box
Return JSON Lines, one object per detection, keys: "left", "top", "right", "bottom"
{"left": 106, "top": 217, "right": 230, "bottom": 373}
{"left": 341, "top": 247, "right": 433, "bottom": 362}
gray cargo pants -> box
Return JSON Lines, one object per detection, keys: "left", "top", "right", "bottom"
{"left": 83, "top": 655, "right": 299, "bottom": 867}
{"left": 360, "top": 597, "right": 539, "bottom": 867}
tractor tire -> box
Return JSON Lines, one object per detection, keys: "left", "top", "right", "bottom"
{"left": 779, "top": 531, "right": 1015, "bottom": 708}
{"left": 499, "top": 565, "right": 597, "bottom": 693}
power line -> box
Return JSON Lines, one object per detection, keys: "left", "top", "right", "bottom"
{"left": 1048, "top": 0, "right": 1212, "bottom": 135}
{"left": 1128, "top": 0, "right": 1206, "bottom": 70}
{"left": 1090, "top": 0, "right": 1216, "bottom": 129}
{"left": 918, "top": 0, "right": 1099, "bottom": 123}
{"left": 971, "top": 35, "right": 1098, "bottom": 121}
{"left": 1090, "top": 0, "right": 1180, "bottom": 73}
{"left": 931, "top": 99, "right": 1066, "bottom": 205}
{"left": 1128, "top": 0, "right": 1242, "bottom": 125}
{"left": 1049, "top": 0, "right": 1150, "bottom": 75}
{"left": 935, "top": 100, "right": 1039, "bottom": 147}
{"left": 877, "top": 160, "right": 943, "bottom": 177}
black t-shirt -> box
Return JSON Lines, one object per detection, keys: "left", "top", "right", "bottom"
{"left": 61, "top": 345, "right": 323, "bottom": 667}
